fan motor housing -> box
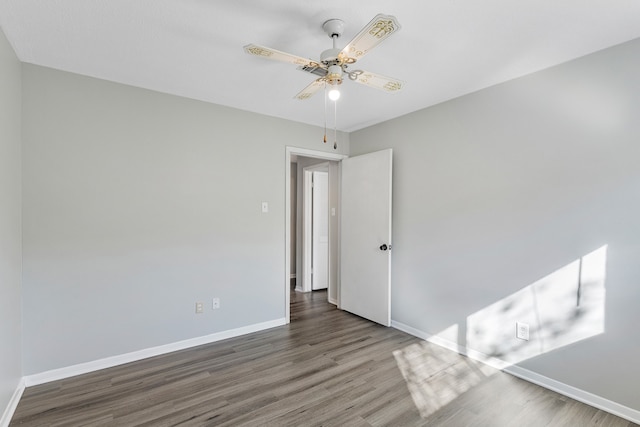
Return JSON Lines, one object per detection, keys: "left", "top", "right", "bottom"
{"left": 326, "top": 64, "right": 343, "bottom": 85}
{"left": 321, "top": 48, "right": 342, "bottom": 65}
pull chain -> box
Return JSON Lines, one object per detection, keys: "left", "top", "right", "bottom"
{"left": 333, "top": 96, "right": 337, "bottom": 149}
{"left": 323, "top": 83, "right": 327, "bottom": 143}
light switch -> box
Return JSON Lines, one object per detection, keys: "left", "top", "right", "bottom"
{"left": 261, "top": 202, "right": 269, "bottom": 213}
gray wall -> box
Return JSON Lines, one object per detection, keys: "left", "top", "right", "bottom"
{"left": 350, "top": 38, "right": 640, "bottom": 410}
{"left": 0, "top": 27, "right": 22, "bottom": 415}
{"left": 327, "top": 161, "right": 339, "bottom": 304}
{"left": 21, "top": 64, "right": 349, "bottom": 374}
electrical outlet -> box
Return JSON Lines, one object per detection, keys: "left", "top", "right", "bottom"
{"left": 212, "top": 298, "right": 220, "bottom": 309}
{"left": 195, "top": 302, "right": 204, "bottom": 314}
{"left": 516, "top": 322, "right": 530, "bottom": 341}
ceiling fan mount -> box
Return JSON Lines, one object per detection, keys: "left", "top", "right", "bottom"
{"left": 322, "top": 18, "right": 345, "bottom": 39}
{"left": 244, "top": 13, "right": 404, "bottom": 100}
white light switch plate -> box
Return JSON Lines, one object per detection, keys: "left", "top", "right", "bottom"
{"left": 261, "top": 202, "right": 268, "bottom": 213}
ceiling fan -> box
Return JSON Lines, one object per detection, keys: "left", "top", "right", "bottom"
{"left": 244, "top": 13, "right": 403, "bottom": 101}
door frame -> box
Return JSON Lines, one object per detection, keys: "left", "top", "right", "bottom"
{"left": 302, "top": 163, "right": 329, "bottom": 293}
{"left": 285, "top": 146, "right": 347, "bottom": 323}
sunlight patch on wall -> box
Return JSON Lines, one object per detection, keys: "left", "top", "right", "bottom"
{"left": 466, "top": 245, "right": 607, "bottom": 364}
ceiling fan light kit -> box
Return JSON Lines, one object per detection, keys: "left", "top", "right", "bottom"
{"left": 328, "top": 87, "right": 341, "bottom": 101}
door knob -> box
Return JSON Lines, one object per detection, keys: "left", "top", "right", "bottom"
{"left": 380, "top": 244, "right": 388, "bottom": 251}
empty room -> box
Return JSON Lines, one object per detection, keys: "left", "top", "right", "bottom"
{"left": 1, "top": 1, "right": 640, "bottom": 426}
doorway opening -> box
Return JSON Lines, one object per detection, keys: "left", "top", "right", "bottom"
{"left": 285, "top": 147, "right": 346, "bottom": 323}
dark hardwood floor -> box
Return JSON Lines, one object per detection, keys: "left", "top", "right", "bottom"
{"left": 10, "top": 288, "right": 637, "bottom": 426}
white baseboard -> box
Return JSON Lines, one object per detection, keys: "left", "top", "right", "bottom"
{"left": 392, "top": 320, "right": 464, "bottom": 353}
{"left": 328, "top": 298, "right": 337, "bottom": 305}
{"left": 504, "top": 365, "right": 640, "bottom": 424}
{"left": 24, "top": 318, "right": 286, "bottom": 387}
{"left": 391, "top": 320, "right": 640, "bottom": 425}
{"left": 0, "top": 378, "right": 25, "bottom": 427}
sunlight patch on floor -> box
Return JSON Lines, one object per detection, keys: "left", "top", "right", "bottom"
{"left": 393, "top": 341, "right": 497, "bottom": 418}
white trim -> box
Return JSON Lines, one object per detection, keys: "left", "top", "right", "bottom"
{"left": 0, "top": 379, "right": 24, "bottom": 427}
{"left": 302, "top": 167, "right": 314, "bottom": 293}
{"left": 287, "top": 147, "right": 347, "bottom": 161}
{"left": 391, "top": 320, "right": 640, "bottom": 425}
{"left": 392, "top": 320, "right": 461, "bottom": 352}
{"left": 0, "top": 378, "right": 25, "bottom": 427}
{"left": 392, "top": 320, "right": 519, "bottom": 371}
{"left": 24, "top": 318, "right": 286, "bottom": 387}
{"left": 328, "top": 298, "right": 337, "bottom": 305}
{"left": 504, "top": 365, "right": 640, "bottom": 424}
{"left": 302, "top": 163, "right": 329, "bottom": 293}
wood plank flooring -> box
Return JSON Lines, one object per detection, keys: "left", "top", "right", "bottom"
{"left": 11, "top": 288, "right": 637, "bottom": 426}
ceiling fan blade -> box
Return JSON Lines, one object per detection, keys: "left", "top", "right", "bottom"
{"left": 339, "top": 14, "right": 401, "bottom": 62}
{"left": 244, "top": 44, "right": 320, "bottom": 67}
{"left": 298, "top": 63, "right": 328, "bottom": 78}
{"left": 294, "top": 78, "right": 326, "bottom": 100}
{"left": 348, "top": 70, "right": 403, "bottom": 93}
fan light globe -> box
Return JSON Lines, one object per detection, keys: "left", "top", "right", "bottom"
{"left": 328, "top": 88, "right": 341, "bottom": 101}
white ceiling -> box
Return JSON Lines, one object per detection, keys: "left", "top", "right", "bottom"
{"left": 2, "top": 1, "right": 639, "bottom": 132}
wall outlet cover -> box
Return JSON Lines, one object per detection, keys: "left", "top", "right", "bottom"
{"left": 516, "top": 321, "right": 530, "bottom": 341}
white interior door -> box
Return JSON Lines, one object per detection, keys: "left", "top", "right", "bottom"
{"left": 312, "top": 171, "right": 329, "bottom": 290}
{"left": 340, "top": 149, "right": 392, "bottom": 326}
